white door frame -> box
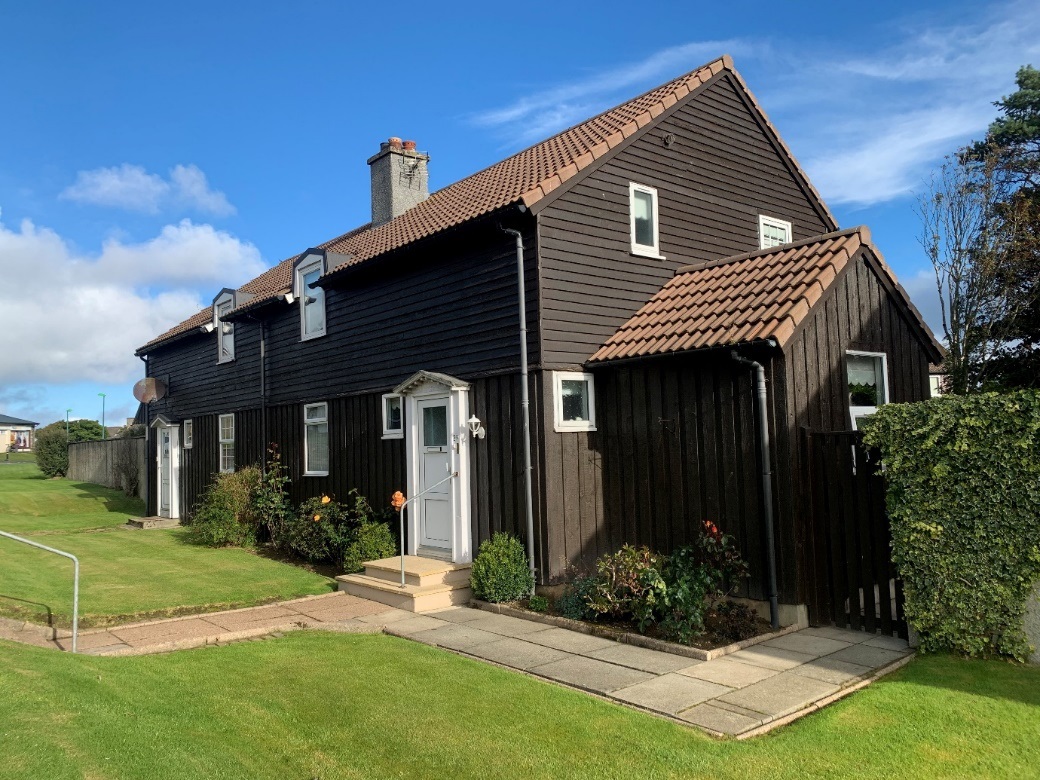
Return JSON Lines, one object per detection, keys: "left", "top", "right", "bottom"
{"left": 151, "top": 416, "right": 180, "bottom": 519}
{"left": 394, "top": 371, "right": 473, "bottom": 564}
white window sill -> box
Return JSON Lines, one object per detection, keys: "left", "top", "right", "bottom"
{"left": 217, "top": 357, "right": 235, "bottom": 365}
{"left": 303, "top": 471, "right": 329, "bottom": 478}
{"left": 630, "top": 246, "right": 666, "bottom": 260}
{"left": 381, "top": 432, "right": 404, "bottom": 440}
{"left": 300, "top": 331, "right": 326, "bottom": 342}
{"left": 554, "top": 424, "right": 598, "bottom": 434}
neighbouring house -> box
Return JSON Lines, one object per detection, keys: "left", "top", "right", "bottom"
{"left": 928, "top": 363, "right": 948, "bottom": 397}
{"left": 135, "top": 56, "right": 941, "bottom": 622}
{"left": 0, "top": 414, "right": 38, "bottom": 451}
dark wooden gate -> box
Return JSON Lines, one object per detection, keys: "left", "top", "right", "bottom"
{"left": 803, "top": 430, "right": 907, "bottom": 639}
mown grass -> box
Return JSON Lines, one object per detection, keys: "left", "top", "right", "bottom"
{"left": 0, "top": 461, "right": 332, "bottom": 626}
{"left": 1, "top": 632, "right": 1038, "bottom": 780}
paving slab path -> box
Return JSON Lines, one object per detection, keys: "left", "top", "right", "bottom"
{"left": 0, "top": 597, "right": 913, "bottom": 737}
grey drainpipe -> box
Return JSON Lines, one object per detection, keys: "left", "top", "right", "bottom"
{"left": 502, "top": 227, "right": 537, "bottom": 594}
{"left": 731, "top": 347, "right": 780, "bottom": 629}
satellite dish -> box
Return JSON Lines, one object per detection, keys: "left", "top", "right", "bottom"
{"left": 133, "top": 377, "right": 167, "bottom": 403}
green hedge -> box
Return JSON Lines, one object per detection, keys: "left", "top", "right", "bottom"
{"left": 861, "top": 391, "right": 1040, "bottom": 660}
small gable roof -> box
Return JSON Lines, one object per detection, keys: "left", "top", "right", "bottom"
{"left": 589, "top": 227, "right": 942, "bottom": 364}
{"left": 394, "top": 370, "right": 470, "bottom": 395}
{"left": 138, "top": 54, "right": 835, "bottom": 355}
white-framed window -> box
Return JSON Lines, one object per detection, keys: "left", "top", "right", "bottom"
{"left": 847, "top": 351, "right": 889, "bottom": 430}
{"left": 929, "top": 374, "right": 944, "bottom": 398}
{"left": 553, "top": 371, "right": 597, "bottom": 433}
{"left": 629, "top": 183, "right": 664, "bottom": 259}
{"left": 382, "top": 394, "right": 403, "bottom": 439}
{"left": 296, "top": 256, "right": 326, "bottom": 340}
{"left": 183, "top": 419, "right": 193, "bottom": 449}
{"left": 758, "top": 215, "right": 792, "bottom": 249}
{"left": 214, "top": 292, "right": 235, "bottom": 363}
{"left": 303, "top": 402, "right": 329, "bottom": 476}
{"left": 218, "top": 413, "right": 235, "bottom": 473}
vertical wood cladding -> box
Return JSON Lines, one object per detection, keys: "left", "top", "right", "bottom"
{"left": 539, "top": 350, "right": 796, "bottom": 601}
{"left": 537, "top": 73, "right": 834, "bottom": 367}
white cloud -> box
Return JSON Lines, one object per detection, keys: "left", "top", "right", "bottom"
{"left": 61, "top": 163, "right": 236, "bottom": 216}
{"left": 471, "top": 40, "right": 751, "bottom": 146}
{"left": 0, "top": 217, "right": 264, "bottom": 385}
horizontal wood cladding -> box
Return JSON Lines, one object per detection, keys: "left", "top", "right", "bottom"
{"left": 539, "top": 353, "right": 799, "bottom": 602}
{"left": 265, "top": 222, "right": 538, "bottom": 405}
{"left": 537, "top": 74, "right": 833, "bottom": 367}
{"left": 148, "top": 324, "right": 262, "bottom": 419}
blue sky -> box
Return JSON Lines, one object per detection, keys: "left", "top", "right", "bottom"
{"left": 1, "top": 0, "right": 1037, "bottom": 428}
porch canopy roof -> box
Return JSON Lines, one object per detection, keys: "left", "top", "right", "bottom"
{"left": 588, "top": 226, "right": 942, "bottom": 365}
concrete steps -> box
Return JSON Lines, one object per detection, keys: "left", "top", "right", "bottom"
{"left": 336, "top": 556, "right": 471, "bottom": 613}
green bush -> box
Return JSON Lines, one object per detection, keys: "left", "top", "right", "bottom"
{"left": 34, "top": 427, "right": 68, "bottom": 477}
{"left": 252, "top": 445, "right": 292, "bottom": 543}
{"left": 273, "top": 490, "right": 376, "bottom": 565}
{"left": 185, "top": 466, "right": 261, "bottom": 547}
{"left": 861, "top": 391, "right": 1040, "bottom": 660}
{"left": 527, "top": 594, "right": 549, "bottom": 613}
{"left": 585, "top": 545, "right": 666, "bottom": 632}
{"left": 470, "top": 533, "right": 534, "bottom": 603}
{"left": 342, "top": 521, "right": 397, "bottom": 574}
{"left": 556, "top": 575, "right": 597, "bottom": 620}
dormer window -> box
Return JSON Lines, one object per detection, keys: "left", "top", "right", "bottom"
{"left": 294, "top": 251, "right": 327, "bottom": 340}
{"left": 214, "top": 292, "right": 235, "bottom": 363}
{"left": 759, "top": 215, "right": 792, "bottom": 249}
{"left": 629, "top": 183, "right": 664, "bottom": 259}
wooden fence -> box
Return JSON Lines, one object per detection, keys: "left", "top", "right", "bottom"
{"left": 802, "top": 430, "right": 907, "bottom": 639}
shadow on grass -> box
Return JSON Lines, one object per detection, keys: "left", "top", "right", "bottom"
{"left": 0, "top": 593, "right": 57, "bottom": 629}
{"left": 888, "top": 651, "right": 1040, "bottom": 709}
{"left": 67, "top": 480, "right": 145, "bottom": 516}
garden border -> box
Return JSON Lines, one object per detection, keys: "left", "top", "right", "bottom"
{"left": 471, "top": 599, "right": 807, "bottom": 662}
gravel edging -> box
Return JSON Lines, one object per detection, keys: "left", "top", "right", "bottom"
{"left": 470, "top": 600, "right": 805, "bottom": 661}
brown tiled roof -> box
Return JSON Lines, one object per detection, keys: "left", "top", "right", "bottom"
{"left": 139, "top": 54, "right": 836, "bottom": 354}
{"left": 589, "top": 227, "right": 940, "bottom": 363}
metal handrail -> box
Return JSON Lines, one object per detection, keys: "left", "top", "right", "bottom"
{"left": 0, "top": 530, "right": 79, "bottom": 652}
{"left": 396, "top": 471, "right": 458, "bottom": 588}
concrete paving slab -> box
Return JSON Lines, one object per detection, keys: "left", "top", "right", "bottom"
{"left": 678, "top": 702, "right": 762, "bottom": 735}
{"left": 295, "top": 599, "right": 388, "bottom": 622}
{"left": 612, "top": 673, "right": 732, "bottom": 714}
{"left": 719, "top": 671, "right": 839, "bottom": 717}
{"left": 111, "top": 618, "right": 219, "bottom": 646}
{"left": 727, "top": 645, "right": 816, "bottom": 671}
{"left": 73, "top": 631, "right": 128, "bottom": 651}
{"left": 586, "top": 643, "right": 696, "bottom": 674}
{"left": 201, "top": 605, "right": 298, "bottom": 630}
{"left": 465, "top": 637, "right": 571, "bottom": 670}
{"left": 862, "top": 634, "right": 911, "bottom": 651}
{"left": 384, "top": 615, "right": 448, "bottom": 635}
{"left": 827, "top": 644, "right": 909, "bottom": 668}
{"left": 678, "top": 657, "right": 779, "bottom": 688}
{"left": 356, "top": 609, "right": 414, "bottom": 625}
{"left": 761, "top": 633, "right": 851, "bottom": 658}
{"left": 409, "top": 623, "right": 502, "bottom": 651}
{"left": 461, "top": 614, "right": 554, "bottom": 638}
{"left": 428, "top": 607, "right": 487, "bottom": 623}
{"left": 790, "top": 656, "right": 872, "bottom": 685}
{"left": 799, "top": 626, "right": 873, "bottom": 644}
{"left": 524, "top": 627, "right": 618, "bottom": 654}
{"left": 532, "top": 655, "right": 654, "bottom": 694}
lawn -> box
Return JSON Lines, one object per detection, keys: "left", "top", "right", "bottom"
{"left": 0, "top": 461, "right": 332, "bottom": 627}
{"left": 0, "top": 632, "right": 1037, "bottom": 780}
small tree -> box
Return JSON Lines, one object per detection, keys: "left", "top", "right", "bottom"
{"left": 35, "top": 427, "right": 69, "bottom": 477}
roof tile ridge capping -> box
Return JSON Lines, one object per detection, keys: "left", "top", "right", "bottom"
{"left": 516, "top": 55, "right": 730, "bottom": 210}
{"left": 723, "top": 67, "right": 838, "bottom": 231}
{"left": 674, "top": 226, "right": 867, "bottom": 275}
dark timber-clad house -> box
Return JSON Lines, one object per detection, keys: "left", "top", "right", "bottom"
{"left": 136, "top": 56, "right": 941, "bottom": 622}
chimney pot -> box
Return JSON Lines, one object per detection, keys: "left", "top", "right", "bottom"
{"left": 403, "top": 140, "right": 417, "bottom": 151}
{"left": 388, "top": 137, "right": 403, "bottom": 150}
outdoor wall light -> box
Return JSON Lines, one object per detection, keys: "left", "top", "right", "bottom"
{"left": 467, "top": 415, "right": 486, "bottom": 439}
{"left": 199, "top": 322, "right": 215, "bottom": 333}
{"left": 283, "top": 292, "right": 296, "bottom": 304}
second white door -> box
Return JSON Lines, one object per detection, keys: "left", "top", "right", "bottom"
{"left": 417, "top": 396, "right": 452, "bottom": 550}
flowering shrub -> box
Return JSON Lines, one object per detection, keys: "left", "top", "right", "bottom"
{"left": 273, "top": 490, "right": 377, "bottom": 565}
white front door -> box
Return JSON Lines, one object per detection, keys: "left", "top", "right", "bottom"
{"left": 417, "top": 396, "right": 452, "bottom": 550}
{"left": 159, "top": 428, "right": 172, "bottom": 516}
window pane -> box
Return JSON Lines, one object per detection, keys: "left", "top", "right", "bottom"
{"left": 422, "top": 405, "right": 448, "bottom": 447}
{"left": 307, "top": 421, "right": 329, "bottom": 473}
{"left": 305, "top": 404, "right": 326, "bottom": 421}
{"left": 762, "top": 223, "right": 788, "bottom": 248}
{"left": 633, "top": 190, "right": 654, "bottom": 247}
{"left": 385, "top": 396, "right": 402, "bottom": 430}
{"left": 847, "top": 355, "right": 885, "bottom": 406}
{"left": 218, "top": 302, "right": 234, "bottom": 358}
{"left": 220, "top": 442, "right": 235, "bottom": 473}
{"left": 561, "top": 379, "right": 590, "bottom": 421}
{"left": 303, "top": 269, "right": 325, "bottom": 334}
{"left": 220, "top": 415, "right": 234, "bottom": 441}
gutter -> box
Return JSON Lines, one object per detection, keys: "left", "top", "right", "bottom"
{"left": 731, "top": 346, "right": 780, "bottom": 630}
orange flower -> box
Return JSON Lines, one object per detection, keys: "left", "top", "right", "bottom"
{"left": 391, "top": 491, "right": 405, "bottom": 510}
{"left": 313, "top": 514, "right": 321, "bottom": 522}
{"left": 321, "top": 495, "right": 331, "bottom": 504}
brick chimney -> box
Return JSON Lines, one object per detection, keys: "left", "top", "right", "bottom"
{"left": 367, "top": 137, "right": 430, "bottom": 226}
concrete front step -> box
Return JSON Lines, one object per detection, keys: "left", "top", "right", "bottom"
{"left": 126, "top": 516, "right": 181, "bottom": 530}
{"left": 361, "top": 556, "right": 472, "bottom": 588}
{"left": 337, "top": 572, "right": 472, "bottom": 613}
